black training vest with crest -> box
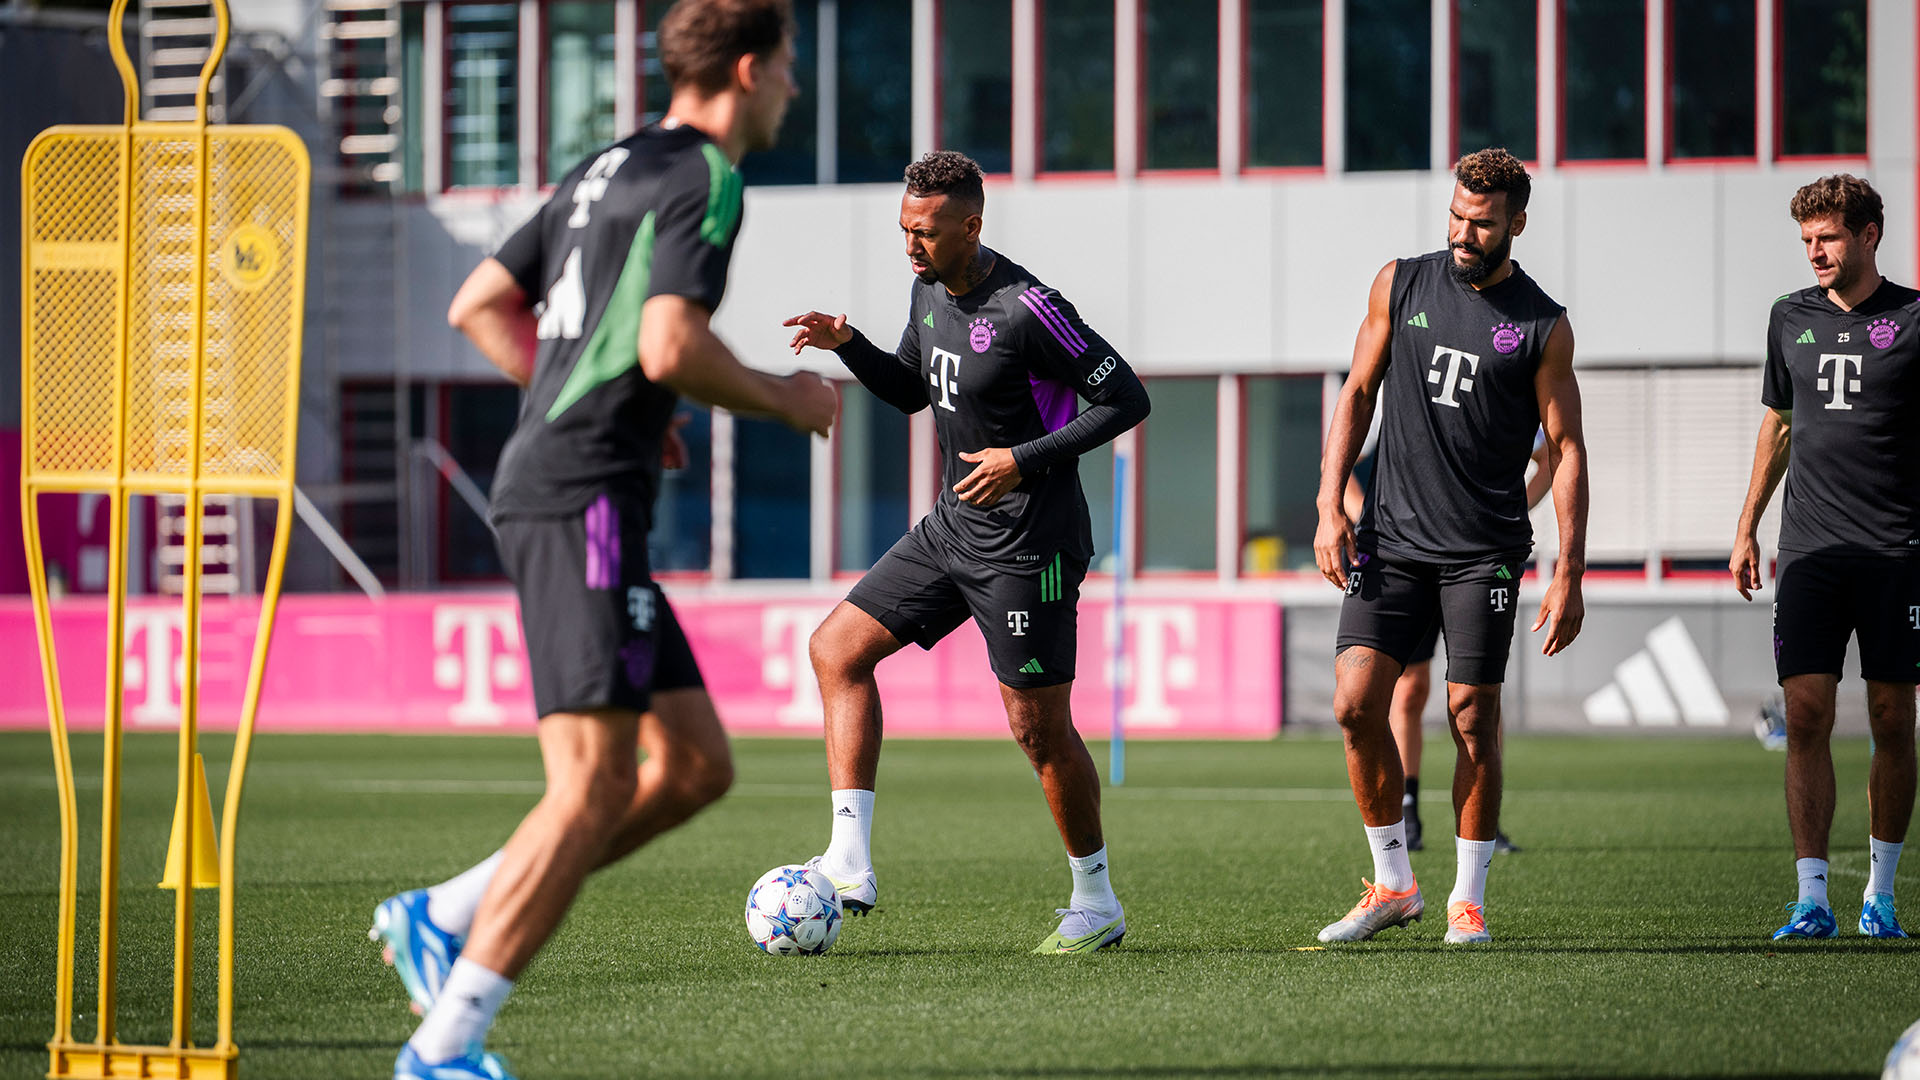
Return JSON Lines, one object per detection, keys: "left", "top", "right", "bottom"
{"left": 1360, "top": 249, "right": 1565, "bottom": 561}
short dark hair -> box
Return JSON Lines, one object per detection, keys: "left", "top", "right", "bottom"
{"left": 659, "top": 0, "right": 795, "bottom": 96}
{"left": 904, "top": 151, "right": 985, "bottom": 213}
{"left": 1790, "top": 173, "right": 1884, "bottom": 239}
{"left": 1454, "top": 148, "right": 1531, "bottom": 216}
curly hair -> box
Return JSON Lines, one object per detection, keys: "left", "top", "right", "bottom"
{"left": 1790, "top": 173, "right": 1883, "bottom": 239}
{"left": 1454, "top": 148, "right": 1531, "bottom": 216}
{"left": 659, "top": 0, "right": 794, "bottom": 96}
{"left": 904, "top": 150, "right": 985, "bottom": 212}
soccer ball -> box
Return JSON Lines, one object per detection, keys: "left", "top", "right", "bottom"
{"left": 1887, "top": 1018, "right": 1920, "bottom": 1080}
{"left": 745, "top": 864, "right": 843, "bottom": 955}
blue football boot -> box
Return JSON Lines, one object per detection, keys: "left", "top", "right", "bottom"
{"left": 370, "top": 889, "right": 462, "bottom": 1014}
{"left": 1859, "top": 893, "right": 1909, "bottom": 938}
{"left": 394, "top": 1045, "right": 514, "bottom": 1080}
{"left": 1771, "top": 898, "right": 1838, "bottom": 940}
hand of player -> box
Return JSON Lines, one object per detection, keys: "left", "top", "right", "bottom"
{"left": 953, "top": 448, "right": 1021, "bottom": 508}
{"left": 781, "top": 371, "right": 838, "bottom": 437}
{"left": 1730, "top": 533, "right": 1763, "bottom": 601}
{"left": 661, "top": 412, "right": 692, "bottom": 471}
{"left": 783, "top": 311, "right": 853, "bottom": 354}
{"left": 1313, "top": 507, "right": 1358, "bottom": 590}
{"left": 1531, "top": 574, "right": 1585, "bottom": 656}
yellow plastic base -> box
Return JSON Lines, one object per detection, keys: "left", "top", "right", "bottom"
{"left": 48, "top": 1040, "right": 237, "bottom": 1079}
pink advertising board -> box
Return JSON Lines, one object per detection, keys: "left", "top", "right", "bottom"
{"left": 0, "top": 591, "right": 1281, "bottom": 738}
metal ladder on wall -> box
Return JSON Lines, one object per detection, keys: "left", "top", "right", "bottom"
{"left": 140, "top": 0, "right": 225, "bottom": 122}
{"left": 318, "top": 0, "right": 401, "bottom": 189}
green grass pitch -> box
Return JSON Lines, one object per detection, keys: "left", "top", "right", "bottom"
{"left": 1, "top": 730, "right": 1915, "bottom": 1079}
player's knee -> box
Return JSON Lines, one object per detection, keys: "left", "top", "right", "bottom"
{"left": 808, "top": 625, "right": 869, "bottom": 684}
{"left": 1332, "top": 692, "right": 1378, "bottom": 733}
{"left": 1782, "top": 692, "right": 1835, "bottom": 743}
{"left": 679, "top": 750, "right": 735, "bottom": 808}
{"left": 1448, "top": 703, "right": 1499, "bottom": 754}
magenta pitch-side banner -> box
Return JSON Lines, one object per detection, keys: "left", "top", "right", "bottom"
{"left": 0, "top": 592, "right": 1281, "bottom": 738}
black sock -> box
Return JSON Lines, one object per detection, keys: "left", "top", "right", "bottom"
{"left": 1404, "top": 776, "right": 1420, "bottom": 804}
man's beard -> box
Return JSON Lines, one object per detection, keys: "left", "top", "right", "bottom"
{"left": 1823, "top": 256, "right": 1861, "bottom": 295}
{"left": 1447, "top": 233, "right": 1512, "bottom": 285}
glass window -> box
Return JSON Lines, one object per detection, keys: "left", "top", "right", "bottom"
{"left": 1669, "top": 0, "right": 1754, "bottom": 159}
{"left": 640, "top": 0, "right": 675, "bottom": 126}
{"left": 1080, "top": 441, "right": 1119, "bottom": 573}
{"left": 1246, "top": 0, "right": 1322, "bottom": 168}
{"left": 1455, "top": 0, "right": 1535, "bottom": 161}
{"left": 1779, "top": 0, "right": 1865, "bottom": 158}
{"left": 441, "top": 384, "right": 518, "bottom": 580}
{"left": 1140, "top": 378, "right": 1215, "bottom": 572}
{"left": 400, "top": 3, "right": 425, "bottom": 192}
{"left": 1242, "top": 375, "right": 1324, "bottom": 574}
{"left": 1041, "top": 0, "right": 1114, "bottom": 172}
{"left": 1143, "top": 0, "right": 1217, "bottom": 170}
{"left": 835, "top": 392, "right": 910, "bottom": 572}
{"left": 940, "top": 0, "right": 1013, "bottom": 173}
{"left": 1345, "top": 0, "right": 1429, "bottom": 172}
{"left": 446, "top": 3, "right": 520, "bottom": 188}
{"left": 734, "top": 416, "right": 812, "bottom": 578}
{"left": 838, "top": 0, "right": 912, "bottom": 183}
{"left": 1561, "top": 0, "right": 1643, "bottom": 160}
{"left": 652, "top": 409, "right": 713, "bottom": 572}
{"left": 741, "top": 0, "right": 818, "bottom": 184}
{"left": 548, "top": 2, "right": 618, "bottom": 182}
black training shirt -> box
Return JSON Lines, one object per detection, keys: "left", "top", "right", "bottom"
{"left": 489, "top": 123, "right": 743, "bottom": 523}
{"left": 1762, "top": 280, "right": 1920, "bottom": 555}
{"left": 833, "top": 251, "right": 1150, "bottom": 571}
{"left": 1362, "top": 250, "right": 1565, "bottom": 561}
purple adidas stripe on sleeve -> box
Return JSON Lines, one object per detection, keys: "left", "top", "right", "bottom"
{"left": 1018, "top": 288, "right": 1089, "bottom": 356}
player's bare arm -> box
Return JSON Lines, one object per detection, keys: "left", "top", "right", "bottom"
{"left": 1731, "top": 407, "right": 1792, "bottom": 601}
{"left": 1529, "top": 314, "right": 1587, "bottom": 656}
{"left": 1315, "top": 260, "right": 1397, "bottom": 590}
{"left": 448, "top": 258, "right": 537, "bottom": 387}
{"left": 642, "top": 294, "right": 837, "bottom": 436}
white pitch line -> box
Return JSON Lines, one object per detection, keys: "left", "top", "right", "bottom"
{"left": 321, "top": 779, "right": 822, "bottom": 798}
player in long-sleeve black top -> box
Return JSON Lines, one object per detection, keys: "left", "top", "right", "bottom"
{"left": 783, "top": 151, "right": 1148, "bottom": 954}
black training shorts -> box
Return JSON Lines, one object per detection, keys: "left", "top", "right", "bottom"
{"left": 846, "top": 523, "right": 1085, "bottom": 688}
{"left": 495, "top": 495, "right": 705, "bottom": 717}
{"left": 1335, "top": 548, "right": 1526, "bottom": 685}
{"left": 1773, "top": 549, "right": 1920, "bottom": 684}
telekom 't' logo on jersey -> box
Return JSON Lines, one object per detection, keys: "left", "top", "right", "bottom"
{"left": 1427, "top": 345, "right": 1481, "bottom": 408}
{"left": 1817, "top": 353, "right": 1863, "bottom": 410}
{"left": 929, "top": 347, "right": 962, "bottom": 412}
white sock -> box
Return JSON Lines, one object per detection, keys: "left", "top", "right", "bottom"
{"left": 1796, "top": 857, "right": 1830, "bottom": 908}
{"left": 407, "top": 958, "right": 512, "bottom": 1064}
{"left": 426, "top": 851, "right": 503, "bottom": 937}
{"left": 824, "top": 789, "right": 875, "bottom": 878}
{"left": 1449, "top": 836, "right": 1497, "bottom": 907}
{"left": 1363, "top": 821, "right": 1416, "bottom": 893}
{"left": 1068, "top": 846, "right": 1119, "bottom": 916}
{"left": 1867, "top": 837, "right": 1904, "bottom": 898}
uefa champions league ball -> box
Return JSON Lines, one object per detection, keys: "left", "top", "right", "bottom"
{"left": 745, "top": 864, "right": 843, "bottom": 955}
{"left": 1886, "top": 1018, "right": 1920, "bottom": 1080}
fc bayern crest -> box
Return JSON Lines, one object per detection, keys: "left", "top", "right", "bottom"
{"left": 1870, "top": 317, "right": 1900, "bottom": 349}
{"left": 969, "top": 317, "right": 996, "bottom": 353}
{"left": 1491, "top": 322, "right": 1524, "bottom": 354}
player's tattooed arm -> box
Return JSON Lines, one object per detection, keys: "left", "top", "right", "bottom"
{"left": 1731, "top": 408, "right": 1793, "bottom": 601}
{"left": 1316, "top": 260, "right": 1396, "bottom": 591}
{"left": 448, "top": 258, "right": 538, "bottom": 387}
{"left": 1531, "top": 313, "right": 1587, "bottom": 656}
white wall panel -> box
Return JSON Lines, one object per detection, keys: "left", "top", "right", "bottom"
{"left": 1133, "top": 179, "right": 1275, "bottom": 368}
{"left": 1563, "top": 170, "right": 1719, "bottom": 363}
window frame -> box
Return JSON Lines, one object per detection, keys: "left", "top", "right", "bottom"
{"left": 1238, "top": 0, "right": 1327, "bottom": 178}
{"left": 1034, "top": 0, "right": 1121, "bottom": 180}
{"left": 1662, "top": 0, "right": 1760, "bottom": 165}
{"left": 1448, "top": 0, "right": 1541, "bottom": 168}
{"left": 931, "top": 0, "right": 1018, "bottom": 180}
{"left": 1770, "top": 0, "right": 1870, "bottom": 164}
{"left": 1554, "top": 0, "right": 1649, "bottom": 168}
{"left": 1136, "top": 0, "right": 1224, "bottom": 178}
{"left": 440, "top": 0, "right": 529, "bottom": 192}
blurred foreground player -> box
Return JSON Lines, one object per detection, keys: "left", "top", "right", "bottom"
{"left": 1313, "top": 149, "right": 1588, "bottom": 945}
{"left": 785, "top": 151, "right": 1150, "bottom": 953}
{"left": 1732, "top": 173, "right": 1916, "bottom": 941}
{"left": 370, "top": 4, "right": 835, "bottom": 1077}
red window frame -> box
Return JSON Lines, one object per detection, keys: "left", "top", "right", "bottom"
{"left": 1555, "top": 0, "right": 1650, "bottom": 167}
{"left": 1236, "top": 0, "right": 1327, "bottom": 178}
{"left": 1034, "top": 0, "right": 1120, "bottom": 180}
{"left": 1662, "top": 0, "right": 1760, "bottom": 165}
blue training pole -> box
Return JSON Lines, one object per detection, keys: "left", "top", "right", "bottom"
{"left": 1109, "top": 451, "right": 1127, "bottom": 786}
